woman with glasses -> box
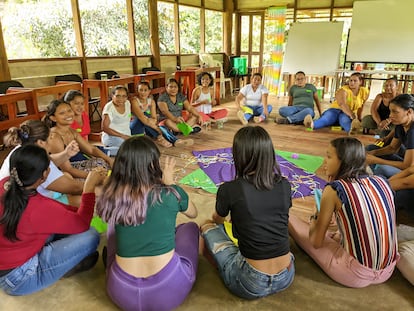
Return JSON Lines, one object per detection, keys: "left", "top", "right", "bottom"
{"left": 101, "top": 85, "right": 132, "bottom": 156}
{"left": 276, "top": 71, "right": 322, "bottom": 125}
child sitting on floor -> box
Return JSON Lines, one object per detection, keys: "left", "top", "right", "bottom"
{"left": 191, "top": 72, "right": 228, "bottom": 124}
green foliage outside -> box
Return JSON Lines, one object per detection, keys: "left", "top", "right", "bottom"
{"left": 1, "top": 0, "right": 222, "bottom": 59}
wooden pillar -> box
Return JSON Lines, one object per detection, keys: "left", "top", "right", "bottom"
{"left": 148, "top": 0, "right": 161, "bottom": 70}
{"left": 223, "top": 0, "right": 234, "bottom": 74}
{"left": 126, "top": 0, "right": 138, "bottom": 74}
{"left": 0, "top": 20, "right": 11, "bottom": 81}
{"left": 70, "top": 0, "right": 88, "bottom": 78}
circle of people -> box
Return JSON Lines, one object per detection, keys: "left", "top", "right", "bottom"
{"left": 0, "top": 70, "right": 413, "bottom": 310}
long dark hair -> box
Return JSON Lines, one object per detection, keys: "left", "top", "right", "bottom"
{"left": 232, "top": 126, "right": 282, "bottom": 190}
{"left": 43, "top": 99, "right": 68, "bottom": 128}
{"left": 330, "top": 137, "right": 366, "bottom": 180}
{"left": 0, "top": 145, "right": 50, "bottom": 241}
{"left": 96, "top": 136, "right": 179, "bottom": 225}
{"left": 390, "top": 94, "right": 414, "bottom": 111}
{"left": 3, "top": 120, "right": 50, "bottom": 148}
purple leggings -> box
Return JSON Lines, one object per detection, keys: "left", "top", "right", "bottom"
{"left": 106, "top": 222, "right": 199, "bottom": 311}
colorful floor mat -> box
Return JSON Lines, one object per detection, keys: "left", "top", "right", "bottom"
{"left": 180, "top": 148, "right": 326, "bottom": 199}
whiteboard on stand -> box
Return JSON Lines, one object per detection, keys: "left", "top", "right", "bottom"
{"left": 347, "top": 0, "right": 414, "bottom": 63}
{"left": 282, "top": 21, "right": 344, "bottom": 76}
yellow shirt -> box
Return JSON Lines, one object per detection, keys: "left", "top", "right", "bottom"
{"left": 331, "top": 85, "right": 369, "bottom": 113}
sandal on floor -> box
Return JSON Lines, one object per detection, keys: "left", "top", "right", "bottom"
{"left": 156, "top": 136, "right": 172, "bottom": 148}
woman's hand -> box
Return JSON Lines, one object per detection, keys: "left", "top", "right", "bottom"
{"left": 365, "top": 153, "right": 377, "bottom": 165}
{"left": 83, "top": 167, "right": 107, "bottom": 193}
{"left": 162, "top": 156, "right": 176, "bottom": 185}
{"left": 65, "top": 140, "right": 80, "bottom": 158}
{"left": 175, "top": 116, "right": 185, "bottom": 123}
{"left": 378, "top": 118, "right": 392, "bottom": 130}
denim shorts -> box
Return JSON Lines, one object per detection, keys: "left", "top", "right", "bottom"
{"left": 202, "top": 224, "right": 295, "bottom": 300}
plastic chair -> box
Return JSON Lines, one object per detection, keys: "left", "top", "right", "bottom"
{"left": 94, "top": 70, "right": 119, "bottom": 80}
{"left": 55, "top": 74, "right": 101, "bottom": 120}
{"left": 199, "top": 53, "right": 233, "bottom": 98}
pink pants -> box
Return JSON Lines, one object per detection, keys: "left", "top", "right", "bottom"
{"left": 289, "top": 214, "right": 398, "bottom": 288}
{"left": 198, "top": 109, "right": 228, "bottom": 123}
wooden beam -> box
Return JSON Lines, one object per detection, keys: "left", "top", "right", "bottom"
{"left": 70, "top": 0, "right": 88, "bottom": 79}
{"left": 148, "top": 0, "right": 161, "bottom": 70}
{"left": 126, "top": 0, "right": 138, "bottom": 74}
{"left": 223, "top": 0, "right": 234, "bottom": 71}
{"left": 0, "top": 19, "right": 11, "bottom": 81}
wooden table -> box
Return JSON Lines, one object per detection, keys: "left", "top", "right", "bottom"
{"left": 0, "top": 90, "right": 38, "bottom": 131}
{"left": 174, "top": 66, "right": 221, "bottom": 104}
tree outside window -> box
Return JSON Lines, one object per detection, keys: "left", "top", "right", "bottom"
{"left": 179, "top": 5, "right": 200, "bottom": 54}
{"left": 132, "top": 0, "right": 151, "bottom": 55}
{"left": 79, "top": 0, "right": 129, "bottom": 56}
{"left": 1, "top": 0, "right": 77, "bottom": 59}
{"left": 158, "top": 1, "right": 176, "bottom": 54}
{"left": 205, "top": 10, "right": 223, "bottom": 53}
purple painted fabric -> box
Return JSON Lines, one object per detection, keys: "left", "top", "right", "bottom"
{"left": 193, "top": 148, "right": 326, "bottom": 199}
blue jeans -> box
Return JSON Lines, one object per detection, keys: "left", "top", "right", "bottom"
{"left": 314, "top": 108, "right": 352, "bottom": 132}
{"left": 0, "top": 228, "right": 99, "bottom": 296}
{"left": 130, "top": 115, "right": 160, "bottom": 138}
{"left": 202, "top": 224, "right": 294, "bottom": 300}
{"left": 279, "top": 106, "right": 314, "bottom": 124}
{"left": 242, "top": 105, "right": 273, "bottom": 122}
{"left": 365, "top": 144, "right": 404, "bottom": 178}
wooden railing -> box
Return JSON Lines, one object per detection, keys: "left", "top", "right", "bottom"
{"left": 0, "top": 82, "right": 82, "bottom": 132}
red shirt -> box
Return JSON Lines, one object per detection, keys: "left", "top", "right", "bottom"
{"left": 0, "top": 178, "right": 95, "bottom": 270}
{"left": 71, "top": 111, "right": 91, "bottom": 140}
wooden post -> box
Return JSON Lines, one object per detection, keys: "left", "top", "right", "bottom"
{"left": 126, "top": 0, "right": 138, "bottom": 75}
{"left": 148, "top": 0, "right": 161, "bottom": 70}
{"left": 223, "top": 0, "right": 234, "bottom": 75}
{"left": 70, "top": 0, "right": 88, "bottom": 79}
{"left": 0, "top": 20, "right": 11, "bottom": 81}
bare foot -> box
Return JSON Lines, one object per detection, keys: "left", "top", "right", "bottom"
{"left": 304, "top": 114, "right": 314, "bottom": 129}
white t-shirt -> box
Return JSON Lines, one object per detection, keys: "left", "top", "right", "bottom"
{"left": 0, "top": 145, "right": 64, "bottom": 199}
{"left": 240, "top": 84, "right": 269, "bottom": 107}
{"left": 102, "top": 100, "right": 132, "bottom": 140}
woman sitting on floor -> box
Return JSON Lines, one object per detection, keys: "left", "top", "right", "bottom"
{"left": 235, "top": 72, "right": 272, "bottom": 125}
{"left": 366, "top": 94, "right": 414, "bottom": 178}
{"left": 158, "top": 78, "right": 203, "bottom": 135}
{"left": 304, "top": 72, "right": 369, "bottom": 134}
{"left": 201, "top": 126, "right": 294, "bottom": 300}
{"left": 97, "top": 136, "right": 199, "bottom": 311}
{"left": 0, "top": 120, "right": 84, "bottom": 206}
{"left": 43, "top": 99, "right": 113, "bottom": 179}
{"left": 0, "top": 144, "right": 105, "bottom": 295}
{"left": 289, "top": 137, "right": 398, "bottom": 288}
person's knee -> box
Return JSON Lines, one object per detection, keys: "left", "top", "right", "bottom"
{"left": 211, "top": 241, "right": 235, "bottom": 254}
{"left": 267, "top": 105, "right": 273, "bottom": 113}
